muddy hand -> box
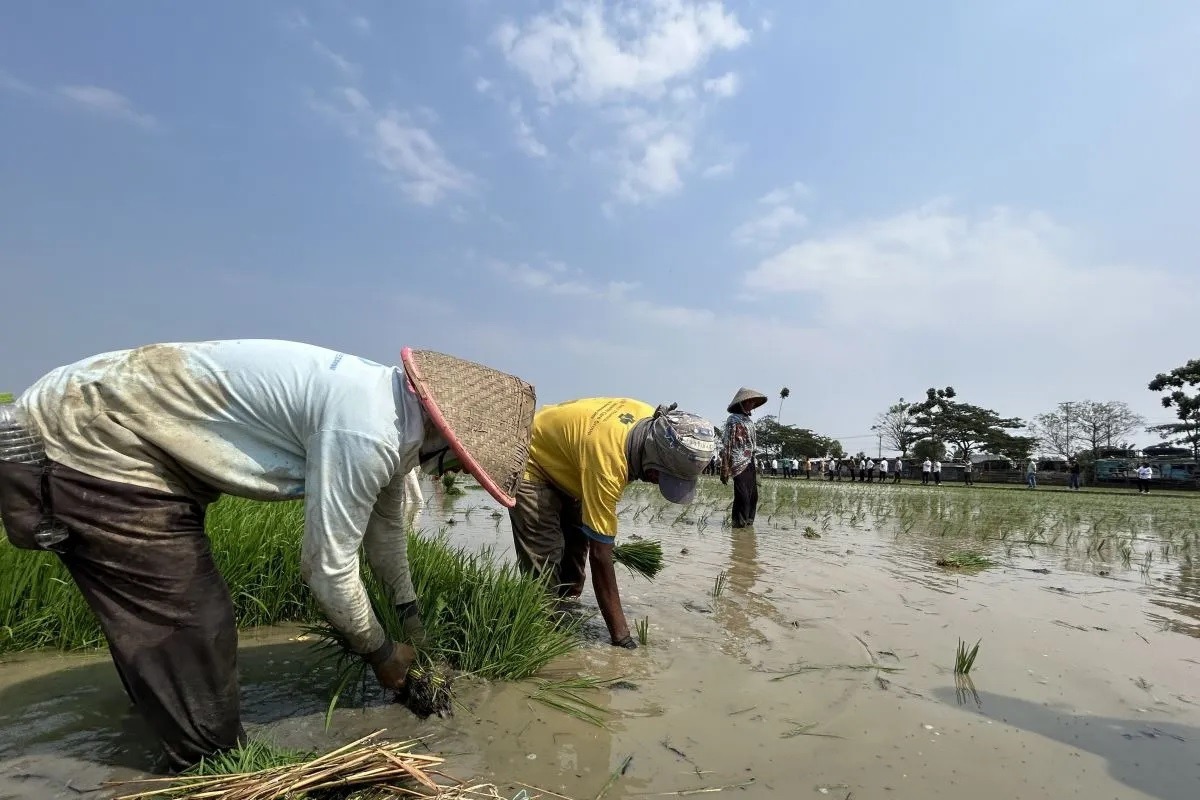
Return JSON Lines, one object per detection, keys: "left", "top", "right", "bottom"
{"left": 367, "top": 640, "right": 417, "bottom": 691}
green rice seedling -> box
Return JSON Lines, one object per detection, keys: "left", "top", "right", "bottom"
{"left": 954, "top": 638, "right": 982, "bottom": 675}
{"left": 635, "top": 616, "right": 650, "bottom": 646}
{"left": 935, "top": 551, "right": 994, "bottom": 571}
{"left": 310, "top": 531, "right": 583, "bottom": 722}
{"left": 440, "top": 472, "right": 465, "bottom": 495}
{"left": 187, "top": 737, "right": 311, "bottom": 776}
{"left": 613, "top": 539, "right": 665, "bottom": 579}
{"left": 527, "top": 675, "right": 621, "bottom": 728}
{"left": 711, "top": 570, "right": 728, "bottom": 602}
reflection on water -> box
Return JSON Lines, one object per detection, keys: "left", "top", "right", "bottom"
{"left": 3, "top": 476, "right": 1200, "bottom": 799}
{"left": 1146, "top": 554, "right": 1200, "bottom": 637}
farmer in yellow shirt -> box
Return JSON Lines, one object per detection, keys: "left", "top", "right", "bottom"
{"left": 510, "top": 399, "right": 717, "bottom": 648}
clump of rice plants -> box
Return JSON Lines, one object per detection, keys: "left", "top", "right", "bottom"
{"left": 954, "top": 638, "right": 982, "bottom": 675}
{"left": 310, "top": 531, "right": 583, "bottom": 720}
{"left": 187, "top": 737, "right": 311, "bottom": 777}
{"left": 936, "top": 550, "right": 994, "bottom": 571}
{"left": 613, "top": 539, "right": 664, "bottom": 579}
{"left": 441, "top": 472, "right": 465, "bottom": 495}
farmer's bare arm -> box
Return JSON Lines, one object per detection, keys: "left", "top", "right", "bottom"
{"left": 588, "top": 541, "right": 631, "bottom": 644}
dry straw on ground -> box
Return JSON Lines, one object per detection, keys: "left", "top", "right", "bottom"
{"left": 110, "top": 730, "right": 540, "bottom": 800}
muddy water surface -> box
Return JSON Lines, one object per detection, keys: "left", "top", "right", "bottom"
{"left": 2, "top": 479, "right": 1199, "bottom": 800}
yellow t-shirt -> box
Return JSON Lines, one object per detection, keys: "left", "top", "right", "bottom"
{"left": 524, "top": 397, "right": 655, "bottom": 543}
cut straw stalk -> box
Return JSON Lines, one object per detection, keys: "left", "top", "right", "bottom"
{"left": 612, "top": 539, "right": 664, "bottom": 579}
{"left": 109, "top": 730, "right": 511, "bottom": 800}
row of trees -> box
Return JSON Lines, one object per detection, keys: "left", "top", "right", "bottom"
{"left": 871, "top": 388, "right": 1037, "bottom": 464}
{"left": 868, "top": 358, "right": 1200, "bottom": 465}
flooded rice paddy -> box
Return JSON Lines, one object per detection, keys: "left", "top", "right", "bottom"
{"left": 2, "top": 477, "right": 1199, "bottom": 799}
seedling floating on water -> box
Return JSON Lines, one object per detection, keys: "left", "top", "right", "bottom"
{"left": 954, "top": 637, "right": 982, "bottom": 675}
{"left": 936, "top": 551, "right": 993, "bottom": 571}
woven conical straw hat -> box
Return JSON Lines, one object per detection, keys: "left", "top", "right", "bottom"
{"left": 401, "top": 347, "right": 536, "bottom": 508}
{"left": 726, "top": 387, "right": 768, "bottom": 414}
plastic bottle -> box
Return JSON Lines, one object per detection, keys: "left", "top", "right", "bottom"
{"left": 0, "top": 403, "right": 70, "bottom": 551}
{"left": 0, "top": 403, "right": 48, "bottom": 466}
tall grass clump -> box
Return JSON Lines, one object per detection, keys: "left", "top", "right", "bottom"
{"left": 1, "top": 497, "right": 582, "bottom": 690}
{"left": 310, "top": 531, "right": 583, "bottom": 715}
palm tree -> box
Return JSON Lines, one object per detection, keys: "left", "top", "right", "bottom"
{"left": 778, "top": 387, "right": 790, "bottom": 422}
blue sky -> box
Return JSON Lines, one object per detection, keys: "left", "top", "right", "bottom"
{"left": 3, "top": 0, "right": 1198, "bottom": 452}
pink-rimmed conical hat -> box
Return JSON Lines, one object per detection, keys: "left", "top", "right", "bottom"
{"left": 401, "top": 347, "right": 536, "bottom": 508}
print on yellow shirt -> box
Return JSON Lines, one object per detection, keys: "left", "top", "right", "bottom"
{"left": 524, "top": 397, "right": 655, "bottom": 542}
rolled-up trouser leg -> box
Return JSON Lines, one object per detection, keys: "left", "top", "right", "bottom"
{"left": 556, "top": 497, "right": 590, "bottom": 598}
{"left": 45, "top": 463, "right": 244, "bottom": 772}
{"left": 510, "top": 479, "right": 566, "bottom": 584}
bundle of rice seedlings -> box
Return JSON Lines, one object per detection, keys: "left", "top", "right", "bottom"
{"left": 110, "top": 730, "right": 519, "bottom": 800}
{"left": 310, "top": 532, "right": 583, "bottom": 723}
{"left": 397, "top": 655, "right": 455, "bottom": 720}
{"left": 612, "top": 539, "right": 664, "bottom": 579}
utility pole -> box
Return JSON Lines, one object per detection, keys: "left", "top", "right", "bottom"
{"left": 1062, "top": 401, "right": 1073, "bottom": 458}
{"left": 878, "top": 433, "right": 883, "bottom": 459}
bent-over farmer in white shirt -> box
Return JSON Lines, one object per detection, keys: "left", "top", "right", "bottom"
{"left": 0, "top": 340, "right": 535, "bottom": 771}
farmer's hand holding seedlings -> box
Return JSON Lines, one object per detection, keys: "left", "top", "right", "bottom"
{"left": 367, "top": 639, "right": 418, "bottom": 691}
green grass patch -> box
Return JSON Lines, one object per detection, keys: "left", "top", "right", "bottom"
{"left": 0, "top": 497, "right": 580, "bottom": 692}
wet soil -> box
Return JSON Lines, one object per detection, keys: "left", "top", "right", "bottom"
{"left": 2, "top": 479, "right": 1199, "bottom": 800}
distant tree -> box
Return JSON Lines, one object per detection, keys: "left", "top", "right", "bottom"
{"left": 911, "top": 438, "right": 945, "bottom": 462}
{"left": 0, "top": 392, "right": 12, "bottom": 404}
{"left": 872, "top": 398, "right": 918, "bottom": 456}
{"left": 1075, "top": 401, "right": 1146, "bottom": 455}
{"left": 910, "top": 386, "right": 1028, "bottom": 462}
{"left": 1030, "top": 400, "right": 1144, "bottom": 459}
{"left": 1148, "top": 359, "right": 1200, "bottom": 463}
{"left": 754, "top": 416, "right": 841, "bottom": 459}
{"left": 1030, "top": 404, "right": 1080, "bottom": 459}
{"left": 778, "top": 387, "right": 790, "bottom": 423}
{"left": 990, "top": 431, "right": 1039, "bottom": 464}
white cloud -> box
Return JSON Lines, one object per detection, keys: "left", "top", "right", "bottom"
{"left": 617, "top": 128, "right": 692, "bottom": 201}
{"left": 313, "top": 88, "right": 477, "bottom": 207}
{"left": 510, "top": 100, "right": 549, "bottom": 158}
{"left": 494, "top": 0, "right": 749, "bottom": 104}
{"left": 701, "top": 160, "right": 734, "bottom": 178}
{"left": 733, "top": 204, "right": 808, "bottom": 245}
{"left": 703, "top": 71, "right": 739, "bottom": 97}
{"left": 761, "top": 16, "right": 773, "bottom": 33}
{"left": 55, "top": 85, "right": 158, "bottom": 129}
{"left": 743, "top": 202, "right": 1195, "bottom": 330}
{"left": 489, "top": 259, "right": 633, "bottom": 299}
{"left": 494, "top": 0, "right": 752, "bottom": 204}
{"left": 350, "top": 15, "right": 371, "bottom": 35}
{"left": 0, "top": 70, "right": 35, "bottom": 95}
{"left": 758, "top": 181, "right": 810, "bottom": 205}
{"left": 731, "top": 180, "right": 811, "bottom": 245}
{"left": 311, "top": 40, "right": 359, "bottom": 78}
{"left": 475, "top": 77, "right": 494, "bottom": 94}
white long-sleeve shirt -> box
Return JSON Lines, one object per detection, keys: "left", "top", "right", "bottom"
{"left": 18, "top": 339, "right": 428, "bottom": 655}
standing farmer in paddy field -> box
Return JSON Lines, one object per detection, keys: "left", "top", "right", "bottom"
{"left": 721, "top": 387, "right": 767, "bottom": 528}
{"left": 509, "top": 398, "right": 717, "bottom": 648}
{"left": 0, "top": 340, "right": 535, "bottom": 771}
